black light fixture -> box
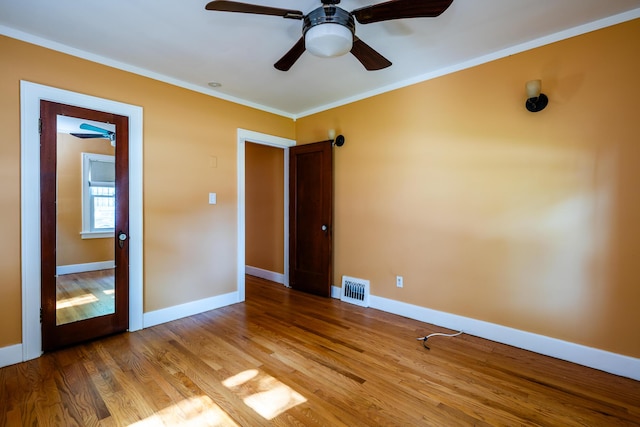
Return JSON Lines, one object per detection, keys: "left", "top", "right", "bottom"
{"left": 525, "top": 79, "right": 548, "bottom": 112}
{"left": 328, "top": 129, "right": 345, "bottom": 147}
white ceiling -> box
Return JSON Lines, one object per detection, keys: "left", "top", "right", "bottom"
{"left": 1, "top": 0, "right": 639, "bottom": 118}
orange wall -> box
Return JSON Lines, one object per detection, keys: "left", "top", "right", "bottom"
{"left": 2, "top": 18, "right": 639, "bottom": 359}
{"left": 245, "top": 143, "right": 285, "bottom": 274}
{"left": 0, "top": 35, "right": 294, "bottom": 347}
{"left": 56, "top": 133, "right": 115, "bottom": 266}
{"left": 295, "top": 19, "right": 640, "bottom": 358}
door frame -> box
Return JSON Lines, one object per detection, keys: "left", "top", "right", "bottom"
{"left": 236, "top": 129, "right": 295, "bottom": 301}
{"left": 20, "top": 81, "right": 143, "bottom": 361}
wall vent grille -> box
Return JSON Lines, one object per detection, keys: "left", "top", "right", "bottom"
{"left": 340, "top": 276, "right": 370, "bottom": 307}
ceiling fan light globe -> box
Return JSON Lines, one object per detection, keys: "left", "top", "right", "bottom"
{"left": 305, "top": 23, "right": 353, "bottom": 58}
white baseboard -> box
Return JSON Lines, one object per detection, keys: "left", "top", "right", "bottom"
{"left": 3, "top": 291, "right": 240, "bottom": 367}
{"left": 0, "top": 344, "right": 23, "bottom": 369}
{"left": 143, "top": 291, "right": 239, "bottom": 329}
{"left": 331, "top": 284, "right": 341, "bottom": 299}
{"left": 8, "top": 280, "right": 637, "bottom": 381}
{"left": 330, "top": 286, "right": 639, "bottom": 381}
{"left": 246, "top": 265, "right": 285, "bottom": 285}
{"left": 56, "top": 260, "right": 115, "bottom": 276}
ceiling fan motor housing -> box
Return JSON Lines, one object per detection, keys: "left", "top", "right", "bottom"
{"left": 303, "top": 6, "right": 355, "bottom": 57}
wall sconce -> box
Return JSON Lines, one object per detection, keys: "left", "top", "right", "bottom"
{"left": 525, "top": 79, "right": 548, "bottom": 112}
{"left": 328, "top": 129, "right": 345, "bottom": 147}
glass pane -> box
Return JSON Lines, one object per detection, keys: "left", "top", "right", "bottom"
{"left": 92, "top": 187, "right": 115, "bottom": 230}
{"left": 56, "top": 116, "right": 116, "bottom": 325}
{"left": 56, "top": 269, "right": 115, "bottom": 325}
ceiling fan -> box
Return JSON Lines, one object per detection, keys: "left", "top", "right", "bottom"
{"left": 205, "top": 0, "right": 454, "bottom": 71}
{"left": 71, "top": 123, "right": 116, "bottom": 146}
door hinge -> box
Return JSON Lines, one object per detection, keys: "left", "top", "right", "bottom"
{"left": 40, "top": 307, "right": 43, "bottom": 323}
{"left": 38, "top": 118, "right": 42, "bottom": 135}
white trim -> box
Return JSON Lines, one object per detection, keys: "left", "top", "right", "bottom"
{"left": 295, "top": 8, "right": 640, "bottom": 118}
{"left": 56, "top": 261, "right": 115, "bottom": 276}
{"left": 237, "top": 129, "right": 295, "bottom": 302}
{"left": 20, "top": 81, "right": 144, "bottom": 362}
{"left": 81, "top": 152, "right": 115, "bottom": 235}
{"left": 331, "top": 285, "right": 342, "bottom": 299}
{"left": 0, "top": 344, "right": 23, "bottom": 369}
{"left": 358, "top": 293, "right": 640, "bottom": 381}
{"left": 0, "top": 25, "right": 294, "bottom": 120}
{"left": 245, "top": 266, "right": 285, "bottom": 285}
{"left": 3, "top": 9, "right": 638, "bottom": 119}
{"left": 80, "top": 231, "right": 114, "bottom": 239}
{"left": 143, "top": 292, "right": 240, "bottom": 328}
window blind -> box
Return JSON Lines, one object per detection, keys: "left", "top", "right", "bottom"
{"left": 89, "top": 159, "right": 115, "bottom": 186}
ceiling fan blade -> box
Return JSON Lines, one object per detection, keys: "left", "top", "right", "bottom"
{"left": 79, "top": 123, "right": 112, "bottom": 134}
{"left": 352, "top": 0, "right": 453, "bottom": 24}
{"left": 70, "top": 133, "right": 107, "bottom": 139}
{"left": 274, "top": 37, "right": 306, "bottom": 71}
{"left": 350, "top": 37, "right": 392, "bottom": 71}
{"left": 205, "top": 1, "right": 303, "bottom": 19}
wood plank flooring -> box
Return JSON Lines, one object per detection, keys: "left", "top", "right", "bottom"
{"left": 2, "top": 275, "right": 639, "bottom": 426}
{"left": 56, "top": 269, "right": 115, "bottom": 325}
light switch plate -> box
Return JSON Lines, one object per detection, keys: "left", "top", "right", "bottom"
{"left": 208, "top": 193, "right": 217, "bottom": 204}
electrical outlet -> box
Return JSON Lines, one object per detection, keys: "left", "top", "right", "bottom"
{"left": 396, "top": 275, "right": 403, "bottom": 288}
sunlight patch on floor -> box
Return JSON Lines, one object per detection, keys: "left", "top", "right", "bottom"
{"left": 56, "top": 293, "right": 98, "bottom": 309}
{"left": 128, "top": 395, "right": 239, "bottom": 426}
{"left": 223, "top": 369, "right": 307, "bottom": 420}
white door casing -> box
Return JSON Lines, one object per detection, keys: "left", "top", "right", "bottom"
{"left": 236, "top": 128, "right": 295, "bottom": 301}
{"left": 20, "top": 81, "right": 144, "bottom": 361}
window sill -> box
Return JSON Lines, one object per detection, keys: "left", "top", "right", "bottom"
{"left": 80, "top": 231, "right": 114, "bottom": 239}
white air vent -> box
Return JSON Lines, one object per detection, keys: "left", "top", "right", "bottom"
{"left": 340, "top": 276, "right": 370, "bottom": 307}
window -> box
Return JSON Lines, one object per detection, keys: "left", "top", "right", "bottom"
{"left": 81, "top": 153, "right": 115, "bottom": 239}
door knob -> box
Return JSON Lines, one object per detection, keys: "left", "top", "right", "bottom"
{"left": 118, "top": 231, "right": 127, "bottom": 248}
{"left": 321, "top": 225, "right": 328, "bottom": 231}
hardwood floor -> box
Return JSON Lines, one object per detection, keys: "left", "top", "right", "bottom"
{"left": 2, "top": 275, "right": 639, "bottom": 426}
{"left": 56, "top": 269, "right": 115, "bottom": 325}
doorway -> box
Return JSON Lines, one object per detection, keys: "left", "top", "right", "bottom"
{"left": 20, "top": 81, "right": 143, "bottom": 361}
{"left": 245, "top": 142, "right": 286, "bottom": 284}
{"left": 40, "top": 100, "right": 129, "bottom": 351}
{"left": 236, "top": 129, "right": 295, "bottom": 301}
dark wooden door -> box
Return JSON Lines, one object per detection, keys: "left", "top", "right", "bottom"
{"left": 40, "top": 100, "right": 129, "bottom": 351}
{"left": 289, "top": 141, "right": 333, "bottom": 297}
